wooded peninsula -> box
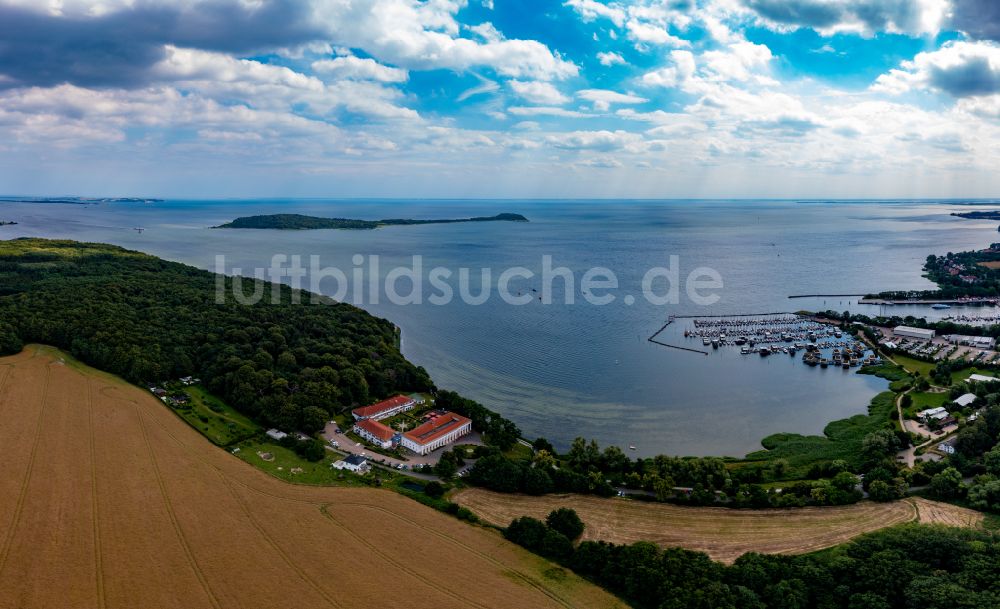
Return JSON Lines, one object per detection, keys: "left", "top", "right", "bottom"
{"left": 951, "top": 211, "right": 1000, "bottom": 220}
{"left": 213, "top": 212, "right": 529, "bottom": 230}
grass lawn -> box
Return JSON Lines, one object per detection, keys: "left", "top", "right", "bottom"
{"left": 903, "top": 391, "right": 949, "bottom": 419}
{"left": 503, "top": 442, "right": 534, "bottom": 462}
{"left": 952, "top": 368, "right": 998, "bottom": 383}
{"left": 890, "top": 355, "right": 935, "bottom": 378}
{"left": 910, "top": 392, "right": 949, "bottom": 410}
{"left": 169, "top": 385, "right": 260, "bottom": 446}
{"left": 743, "top": 391, "right": 898, "bottom": 478}
{"left": 233, "top": 440, "right": 376, "bottom": 486}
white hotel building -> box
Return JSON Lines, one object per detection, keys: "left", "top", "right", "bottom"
{"left": 401, "top": 413, "right": 472, "bottom": 455}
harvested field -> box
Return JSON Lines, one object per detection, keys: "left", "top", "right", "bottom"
{"left": 911, "top": 497, "right": 985, "bottom": 528}
{"left": 452, "top": 488, "right": 983, "bottom": 564}
{"left": 0, "top": 346, "right": 626, "bottom": 609}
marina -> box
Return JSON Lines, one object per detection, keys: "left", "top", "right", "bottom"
{"left": 942, "top": 313, "right": 1000, "bottom": 325}
{"left": 681, "top": 314, "right": 881, "bottom": 369}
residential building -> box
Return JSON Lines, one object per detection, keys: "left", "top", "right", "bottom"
{"left": 265, "top": 429, "right": 288, "bottom": 441}
{"left": 400, "top": 412, "right": 472, "bottom": 455}
{"left": 954, "top": 393, "right": 977, "bottom": 408}
{"left": 893, "top": 326, "right": 935, "bottom": 341}
{"left": 351, "top": 395, "right": 416, "bottom": 421}
{"left": 916, "top": 406, "right": 949, "bottom": 424}
{"left": 332, "top": 454, "right": 370, "bottom": 473}
{"left": 938, "top": 440, "right": 956, "bottom": 455}
{"left": 353, "top": 418, "right": 397, "bottom": 449}
{"left": 969, "top": 374, "right": 1000, "bottom": 383}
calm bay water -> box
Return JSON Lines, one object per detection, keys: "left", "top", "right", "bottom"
{"left": 3, "top": 198, "right": 999, "bottom": 456}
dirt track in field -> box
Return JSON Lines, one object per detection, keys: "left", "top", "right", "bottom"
{"left": 452, "top": 488, "right": 984, "bottom": 564}
{"left": 0, "top": 347, "right": 626, "bottom": 609}
{"left": 910, "top": 497, "right": 985, "bottom": 528}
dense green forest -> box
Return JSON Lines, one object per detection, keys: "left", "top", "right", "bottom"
{"left": 213, "top": 212, "right": 529, "bottom": 230}
{"left": 0, "top": 238, "right": 442, "bottom": 434}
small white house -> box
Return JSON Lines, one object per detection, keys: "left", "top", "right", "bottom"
{"left": 938, "top": 440, "right": 956, "bottom": 455}
{"left": 332, "top": 454, "right": 369, "bottom": 473}
{"left": 953, "top": 393, "right": 977, "bottom": 408}
{"left": 265, "top": 429, "right": 288, "bottom": 441}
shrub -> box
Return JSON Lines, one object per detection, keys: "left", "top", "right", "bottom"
{"left": 423, "top": 481, "right": 446, "bottom": 499}
{"left": 546, "top": 508, "right": 584, "bottom": 540}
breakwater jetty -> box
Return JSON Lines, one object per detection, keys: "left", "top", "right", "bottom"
{"left": 858, "top": 298, "right": 1000, "bottom": 306}
{"left": 647, "top": 317, "right": 708, "bottom": 355}
{"left": 788, "top": 293, "right": 867, "bottom": 299}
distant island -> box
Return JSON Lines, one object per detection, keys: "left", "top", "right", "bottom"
{"left": 0, "top": 221, "right": 16, "bottom": 226}
{"left": 0, "top": 197, "right": 162, "bottom": 205}
{"left": 951, "top": 211, "right": 1000, "bottom": 220}
{"left": 950, "top": 211, "right": 1000, "bottom": 231}
{"left": 213, "top": 212, "right": 529, "bottom": 230}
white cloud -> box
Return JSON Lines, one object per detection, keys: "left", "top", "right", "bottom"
{"left": 508, "top": 106, "right": 593, "bottom": 118}
{"left": 564, "top": 0, "right": 693, "bottom": 49}
{"left": 564, "top": 0, "right": 627, "bottom": 27}
{"left": 311, "top": 55, "right": 408, "bottom": 83}
{"left": 873, "top": 41, "right": 1000, "bottom": 97}
{"left": 702, "top": 41, "right": 774, "bottom": 83}
{"left": 150, "top": 46, "right": 418, "bottom": 120}
{"left": 743, "top": 0, "right": 949, "bottom": 37}
{"left": 577, "top": 157, "right": 624, "bottom": 168}
{"left": 547, "top": 129, "right": 643, "bottom": 151}
{"left": 597, "top": 51, "right": 627, "bottom": 66}
{"left": 577, "top": 88, "right": 648, "bottom": 111}
{"left": 307, "top": 0, "right": 579, "bottom": 80}
{"left": 509, "top": 80, "right": 571, "bottom": 105}
{"left": 457, "top": 74, "right": 501, "bottom": 102}
{"left": 642, "top": 50, "right": 697, "bottom": 88}
{"left": 957, "top": 94, "right": 1000, "bottom": 118}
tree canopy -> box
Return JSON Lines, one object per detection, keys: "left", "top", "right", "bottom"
{"left": 0, "top": 239, "right": 435, "bottom": 433}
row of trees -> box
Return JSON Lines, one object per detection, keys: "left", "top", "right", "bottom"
{"left": 504, "top": 508, "right": 1000, "bottom": 609}
{"left": 576, "top": 524, "right": 999, "bottom": 609}
{"left": 502, "top": 507, "right": 1000, "bottom": 609}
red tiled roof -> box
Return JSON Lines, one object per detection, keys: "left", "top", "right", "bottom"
{"left": 403, "top": 412, "right": 471, "bottom": 446}
{"left": 354, "top": 418, "right": 395, "bottom": 442}
{"left": 351, "top": 395, "right": 413, "bottom": 419}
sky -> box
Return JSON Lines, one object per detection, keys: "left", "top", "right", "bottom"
{"left": 0, "top": 0, "right": 998, "bottom": 199}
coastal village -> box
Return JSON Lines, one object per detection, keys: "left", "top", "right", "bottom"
{"left": 681, "top": 313, "right": 1000, "bottom": 464}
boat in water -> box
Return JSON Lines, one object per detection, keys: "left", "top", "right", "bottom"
{"left": 931, "top": 303, "right": 952, "bottom": 310}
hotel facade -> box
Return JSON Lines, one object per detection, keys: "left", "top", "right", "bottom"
{"left": 351, "top": 395, "right": 416, "bottom": 421}
{"left": 401, "top": 413, "right": 472, "bottom": 455}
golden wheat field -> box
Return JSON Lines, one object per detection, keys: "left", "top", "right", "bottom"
{"left": 452, "top": 488, "right": 984, "bottom": 564}
{"left": 0, "top": 347, "right": 626, "bottom": 609}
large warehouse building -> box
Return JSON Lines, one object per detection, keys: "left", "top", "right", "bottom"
{"left": 893, "top": 326, "right": 935, "bottom": 341}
